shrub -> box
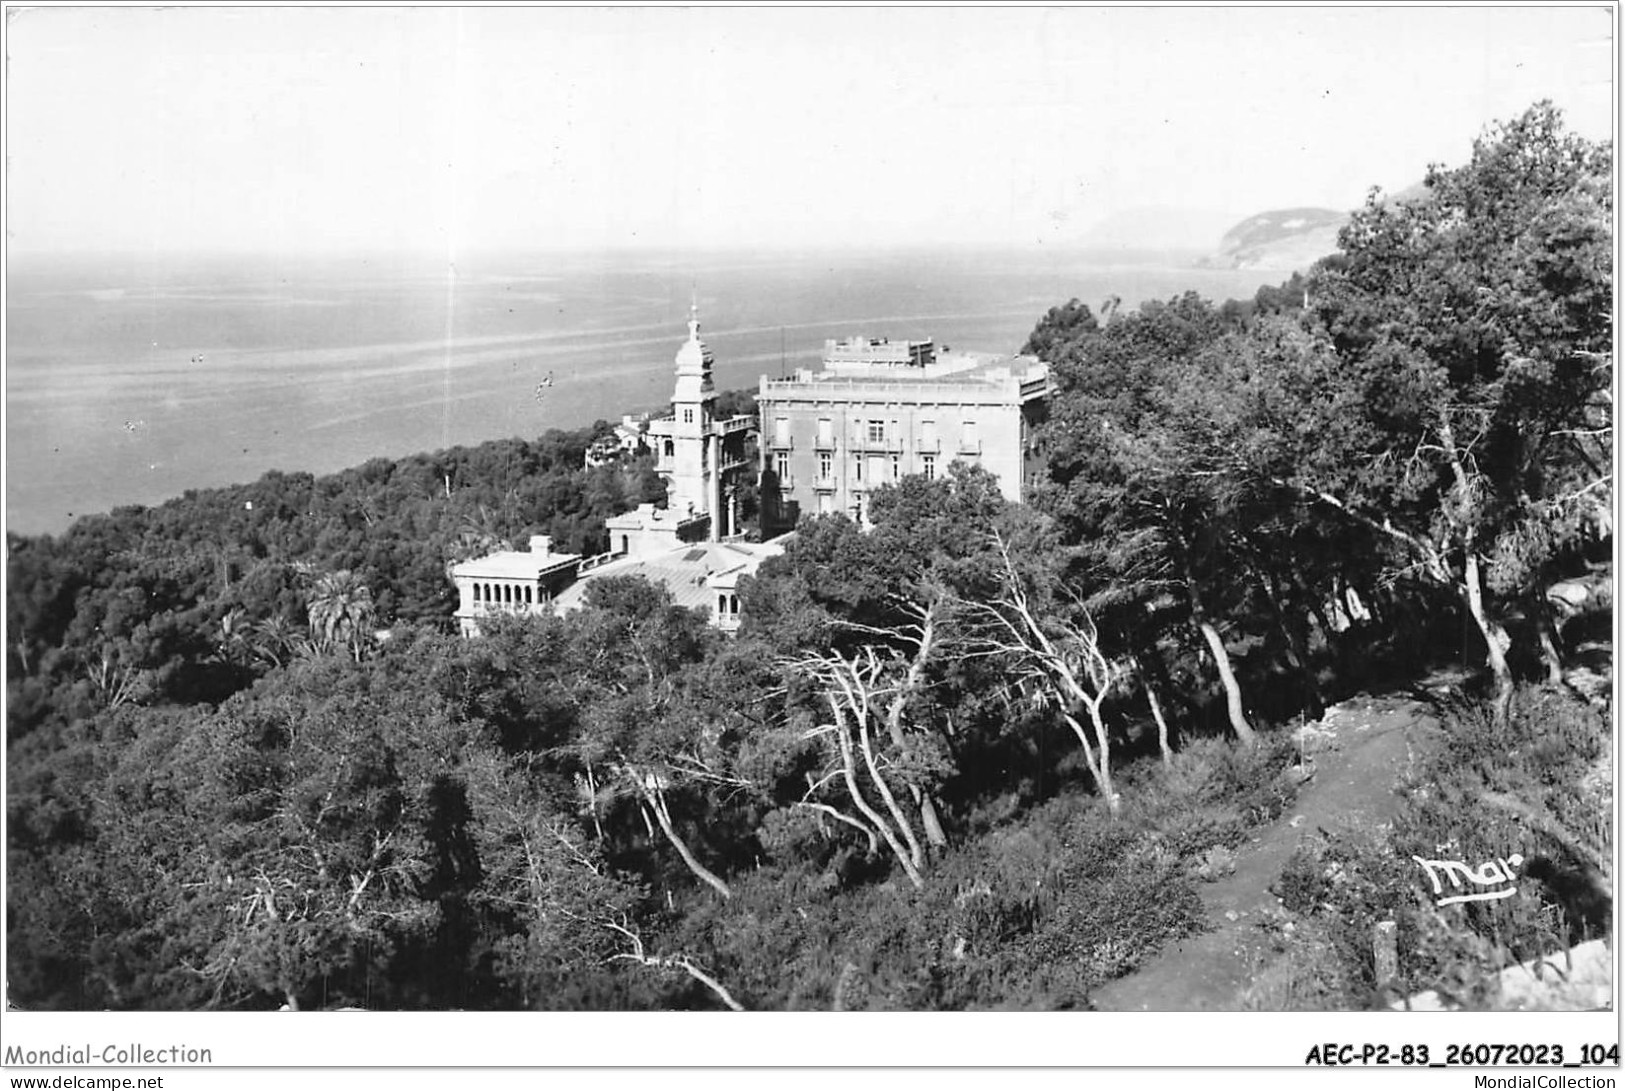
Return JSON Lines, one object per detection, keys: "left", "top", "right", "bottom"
{"left": 1239, "top": 918, "right": 1352, "bottom": 1011}
{"left": 660, "top": 783, "right": 1213, "bottom": 1010}
{"left": 1119, "top": 733, "right": 1302, "bottom": 862}
{"left": 1261, "top": 685, "right": 1612, "bottom": 1009}
{"left": 1275, "top": 842, "right": 1333, "bottom": 916}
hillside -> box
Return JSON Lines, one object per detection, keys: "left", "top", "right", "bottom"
{"left": 1199, "top": 183, "right": 1434, "bottom": 272}
{"left": 1198, "top": 206, "right": 1349, "bottom": 271}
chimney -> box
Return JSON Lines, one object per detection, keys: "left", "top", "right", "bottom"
{"left": 529, "top": 535, "right": 553, "bottom": 556}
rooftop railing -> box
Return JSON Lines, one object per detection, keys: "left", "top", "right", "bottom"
{"left": 761, "top": 375, "right": 1042, "bottom": 403}
{"left": 578, "top": 550, "right": 625, "bottom": 573}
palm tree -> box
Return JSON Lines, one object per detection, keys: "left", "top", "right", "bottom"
{"left": 459, "top": 504, "right": 513, "bottom": 551}
{"left": 251, "top": 615, "right": 301, "bottom": 670}
{"left": 443, "top": 505, "right": 514, "bottom": 578}
{"left": 306, "top": 570, "right": 375, "bottom": 658}
{"left": 215, "top": 607, "right": 251, "bottom": 665}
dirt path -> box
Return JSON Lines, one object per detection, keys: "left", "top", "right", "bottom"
{"left": 1089, "top": 690, "right": 1443, "bottom": 1012}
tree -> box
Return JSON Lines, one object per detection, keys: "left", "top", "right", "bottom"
{"left": 783, "top": 597, "right": 957, "bottom": 888}
{"left": 306, "top": 570, "right": 376, "bottom": 659}
{"left": 1143, "top": 316, "right": 1382, "bottom": 715}
{"left": 443, "top": 504, "right": 514, "bottom": 576}
{"left": 1293, "top": 102, "right": 1612, "bottom": 714}
{"left": 560, "top": 577, "right": 736, "bottom": 900}
{"left": 459, "top": 747, "right": 648, "bottom": 1008}
{"left": 1034, "top": 292, "right": 1259, "bottom": 744}
{"left": 250, "top": 614, "right": 303, "bottom": 671}
{"left": 1023, "top": 298, "right": 1100, "bottom": 361}
{"left": 961, "top": 535, "right": 1127, "bottom": 815}
{"left": 181, "top": 648, "right": 493, "bottom": 1010}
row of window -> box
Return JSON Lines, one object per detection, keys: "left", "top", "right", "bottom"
{"left": 777, "top": 417, "right": 979, "bottom": 446}
{"left": 469, "top": 582, "right": 544, "bottom": 607}
{"left": 773, "top": 451, "right": 939, "bottom": 484}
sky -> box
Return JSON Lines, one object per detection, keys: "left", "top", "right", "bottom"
{"left": 3, "top": 4, "right": 1615, "bottom": 256}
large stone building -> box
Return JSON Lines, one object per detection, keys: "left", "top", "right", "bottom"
{"left": 450, "top": 311, "right": 767, "bottom": 635}
{"left": 450, "top": 318, "right": 1046, "bottom": 633}
{"left": 756, "top": 336, "right": 1049, "bottom": 534}
{"left": 450, "top": 530, "right": 785, "bottom": 636}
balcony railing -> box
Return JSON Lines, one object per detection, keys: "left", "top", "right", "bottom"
{"left": 579, "top": 550, "right": 624, "bottom": 572}
{"left": 767, "top": 435, "right": 794, "bottom": 450}
{"left": 473, "top": 600, "right": 548, "bottom": 617}
{"left": 957, "top": 439, "right": 982, "bottom": 455}
{"left": 853, "top": 436, "right": 904, "bottom": 453}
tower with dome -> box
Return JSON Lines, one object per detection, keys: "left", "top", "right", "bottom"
{"left": 628, "top": 305, "right": 755, "bottom": 549}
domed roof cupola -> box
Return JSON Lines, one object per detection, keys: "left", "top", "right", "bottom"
{"left": 672, "top": 302, "right": 716, "bottom": 406}
{"left": 674, "top": 303, "right": 715, "bottom": 377}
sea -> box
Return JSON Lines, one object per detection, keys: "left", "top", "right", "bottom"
{"left": 5, "top": 247, "right": 1283, "bottom": 538}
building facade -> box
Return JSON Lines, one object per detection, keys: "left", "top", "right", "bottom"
{"left": 756, "top": 337, "right": 1048, "bottom": 534}
{"left": 450, "top": 535, "right": 582, "bottom": 637}
{"left": 584, "top": 413, "right": 651, "bottom": 468}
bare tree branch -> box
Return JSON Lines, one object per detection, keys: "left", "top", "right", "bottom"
{"left": 605, "top": 917, "right": 746, "bottom": 1011}
{"left": 793, "top": 801, "right": 880, "bottom": 856}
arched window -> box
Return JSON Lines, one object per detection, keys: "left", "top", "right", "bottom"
{"left": 525, "top": 586, "right": 533, "bottom": 605}
{"left": 472, "top": 583, "right": 481, "bottom": 603}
